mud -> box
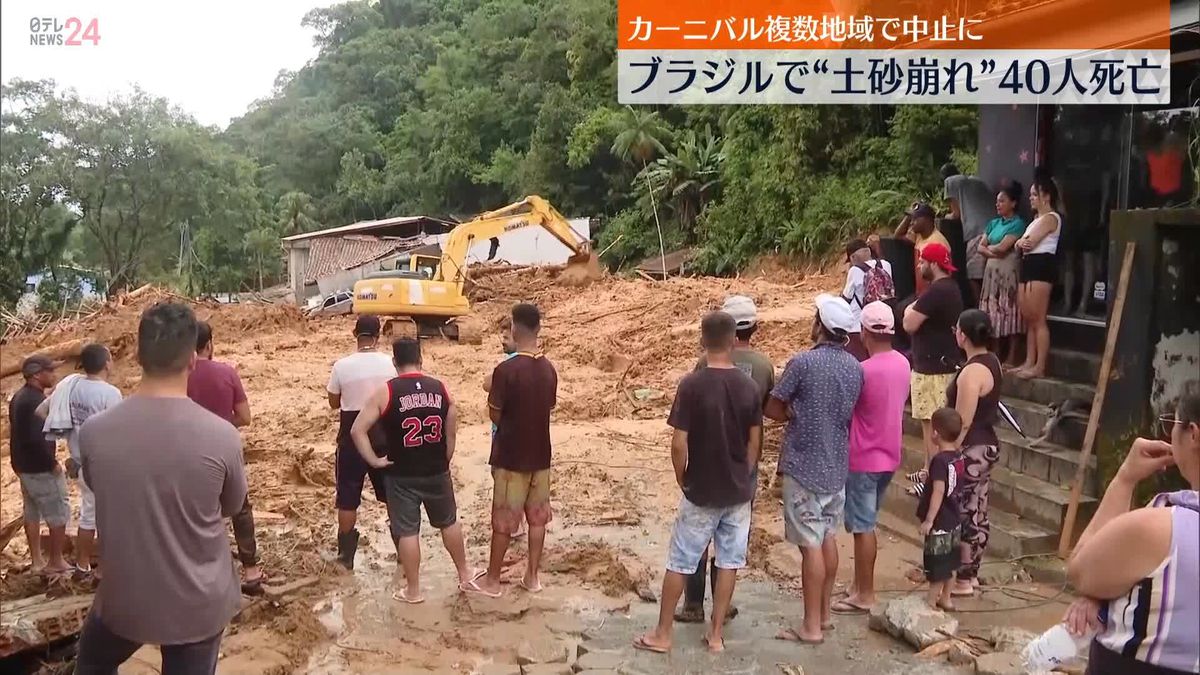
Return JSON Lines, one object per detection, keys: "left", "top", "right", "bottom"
{"left": 1, "top": 269, "right": 1073, "bottom": 673}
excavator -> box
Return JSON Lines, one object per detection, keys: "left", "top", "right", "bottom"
{"left": 351, "top": 195, "right": 598, "bottom": 341}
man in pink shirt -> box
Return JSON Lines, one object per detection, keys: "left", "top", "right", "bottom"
{"left": 186, "top": 321, "right": 263, "bottom": 593}
{"left": 833, "top": 302, "right": 911, "bottom": 614}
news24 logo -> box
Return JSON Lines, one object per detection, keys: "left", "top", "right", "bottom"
{"left": 29, "top": 17, "right": 100, "bottom": 46}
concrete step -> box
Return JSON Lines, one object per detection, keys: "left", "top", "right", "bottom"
{"left": 898, "top": 435, "right": 1097, "bottom": 533}
{"left": 878, "top": 476, "right": 1058, "bottom": 560}
{"left": 902, "top": 415, "right": 1097, "bottom": 491}
{"left": 1047, "top": 348, "right": 1101, "bottom": 385}
{"left": 1000, "top": 396, "right": 1086, "bottom": 450}
{"left": 1000, "top": 374, "right": 1095, "bottom": 409}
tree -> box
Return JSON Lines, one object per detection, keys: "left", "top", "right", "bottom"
{"left": 643, "top": 126, "right": 724, "bottom": 240}
{"left": 610, "top": 106, "right": 671, "bottom": 167}
{"left": 243, "top": 227, "right": 280, "bottom": 291}
{"left": 0, "top": 80, "right": 79, "bottom": 303}
{"left": 276, "top": 191, "right": 319, "bottom": 234}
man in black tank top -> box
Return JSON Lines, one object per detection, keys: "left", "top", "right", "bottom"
{"left": 349, "top": 338, "right": 477, "bottom": 603}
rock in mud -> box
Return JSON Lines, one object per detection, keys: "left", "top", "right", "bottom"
{"left": 479, "top": 664, "right": 522, "bottom": 675}
{"left": 974, "top": 651, "right": 1026, "bottom": 675}
{"left": 949, "top": 642, "right": 976, "bottom": 666}
{"left": 547, "top": 614, "right": 585, "bottom": 637}
{"left": 522, "top": 665, "right": 573, "bottom": 675}
{"left": 517, "top": 639, "right": 570, "bottom": 665}
{"left": 871, "top": 595, "right": 958, "bottom": 650}
{"left": 572, "top": 649, "right": 626, "bottom": 671}
{"left": 988, "top": 627, "right": 1037, "bottom": 654}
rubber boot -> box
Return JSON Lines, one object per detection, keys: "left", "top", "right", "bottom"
{"left": 337, "top": 529, "right": 360, "bottom": 570}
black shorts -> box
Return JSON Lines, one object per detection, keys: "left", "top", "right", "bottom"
{"left": 385, "top": 472, "right": 458, "bottom": 538}
{"left": 1020, "top": 252, "right": 1057, "bottom": 284}
{"left": 335, "top": 427, "right": 387, "bottom": 510}
{"left": 923, "top": 526, "right": 961, "bottom": 582}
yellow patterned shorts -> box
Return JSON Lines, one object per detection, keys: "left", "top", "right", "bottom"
{"left": 491, "top": 468, "right": 552, "bottom": 534}
{"left": 910, "top": 372, "right": 956, "bottom": 420}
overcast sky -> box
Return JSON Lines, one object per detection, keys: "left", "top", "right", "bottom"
{"left": 1, "top": 0, "right": 328, "bottom": 127}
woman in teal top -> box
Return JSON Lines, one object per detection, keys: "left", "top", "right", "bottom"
{"left": 976, "top": 182, "right": 1028, "bottom": 366}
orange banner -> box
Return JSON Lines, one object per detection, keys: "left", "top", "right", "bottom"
{"left": 617, "top": 0, "right": 1172, "bottom": 51}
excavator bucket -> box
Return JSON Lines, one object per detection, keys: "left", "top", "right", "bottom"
{"left": 560, "top": 247, "right": 602, "bottom": 287}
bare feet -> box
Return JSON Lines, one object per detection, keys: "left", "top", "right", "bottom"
{"left": 519, "top": 575, "right": 543, "bottom": 593}
{"left": 937, "top": 600, "right": 956, "bottom": 612}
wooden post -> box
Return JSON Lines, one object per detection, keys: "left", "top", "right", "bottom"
{"left": 1058, "top": 241, "right": 1136, "bottom": 558}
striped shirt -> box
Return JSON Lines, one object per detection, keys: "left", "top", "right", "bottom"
{"left": 1092, "top": 490, "right": 1200, "bottom": 674}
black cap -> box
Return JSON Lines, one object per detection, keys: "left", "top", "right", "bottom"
{"left": 354, "top": 315, "right": 381, "bottom": 337}
{"left": 907, "top": 202, "right": 936, "bottom": 219}
{"left": 21, "top": 355, "right": 59, "bottom": 377}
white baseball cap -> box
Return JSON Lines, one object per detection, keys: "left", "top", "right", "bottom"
{"left": 815, "top": 293, "right": 856, "bottom": 335}
{"left": 721, "top": 295, "right": 758, "bottom": 329}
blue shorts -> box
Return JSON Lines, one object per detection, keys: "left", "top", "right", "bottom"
{"left": 666, "top": 498, "right": 752, "bottom": 574}
{"left": 844, "top": 471, "right": 894, "bottom": 534}
{"left": 781, "top": 476, "right": 845, "bottom": 548}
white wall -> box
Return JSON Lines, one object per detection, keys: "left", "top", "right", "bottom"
{"left": 435, "top": 218, "right": 590, "bottom": 267}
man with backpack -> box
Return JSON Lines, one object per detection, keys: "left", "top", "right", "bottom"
{"left": 842, "top": 239, "right": 895, "bottom": 361}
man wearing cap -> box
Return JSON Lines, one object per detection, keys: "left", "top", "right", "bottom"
{"left": 833, "top": 302, "right": 911, "bottom": 615}
{"left": 894, "top": 201, "right": 951, "bottom": 296}
{"left": 187, "top": 321, "right": 264, "bottom": 593}
{"left": 9, "top": 355, "right": 70, "bottom": 574}
{"left": 327, "top": 315, "right": 396, "bottom": 569}
{"left": 676, "top": 295, "right": 775, "bottom": 624}
{"left": 903, "top": 242, "right": 965, "bottom": 474}
{"left": 766, "top": 295, "right": 863, "bottom": 645}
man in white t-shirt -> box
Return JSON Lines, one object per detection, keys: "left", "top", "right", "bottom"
{"left": 327, "top": 315, "right": 397, "bottom": 569}
{"left": 842, "top": 239, "right": 894, "bottom": 360}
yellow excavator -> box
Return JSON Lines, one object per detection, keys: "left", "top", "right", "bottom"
{"left": 351, "top": 195, "right": 598, "bottom": 341}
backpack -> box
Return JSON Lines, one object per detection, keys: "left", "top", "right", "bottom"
{"left": 854, "top": 261, "right": 895, "bottom": 306}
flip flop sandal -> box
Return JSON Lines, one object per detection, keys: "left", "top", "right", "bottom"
{"left": 702, "top": 635, "right": 725, "bottom": 653}
{"left": 459, "top": 578, "right": 503, "bottom": 599}
{"left": 241, "top": 573, "right": 269, "bottom": 596}
{"left": 518, "top": 578, "right": 543, "bottom": 593}
{"left": 392, "top": 588, "right": 426, "bottom": 604}
{"left": 632, "top": 636, "right": 669, "bottom": 654}
{"left": 830, "top": 600, "right": 870, "bottom": 615}
{"left": 774, "top": 628, "right": 824, "bottom": 645}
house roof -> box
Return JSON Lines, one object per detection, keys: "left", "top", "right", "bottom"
{"left": 282, "top": 214, "right": 455, "bottom": 243}
{"left": 636, "top": 248, "right": 696, "bottom": 276}
{"left": 304, "top": 235, "right": 422, "bottom": 284}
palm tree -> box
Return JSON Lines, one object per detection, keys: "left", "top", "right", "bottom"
{"left": 276, "top": 191, "right": 319, "bottom": 235}
{"left": 644, "top": 126, "right": 724, "bottom": 240}
{"left": 243, "top": 227, "right": 279, "bottom": 291}
{"left": 610, "top": 106, "right": 671, "bottom": 276}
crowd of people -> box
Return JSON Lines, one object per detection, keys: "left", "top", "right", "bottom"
{"left": 5, "top": 210, "right": 1196, "bottom": 674}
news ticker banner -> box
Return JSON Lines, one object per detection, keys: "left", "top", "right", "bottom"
{"left": 617, "top": 0, "right": 1173, "bottom": 105}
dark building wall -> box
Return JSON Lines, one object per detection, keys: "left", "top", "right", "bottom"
{"left": 1105, "top": 209, "right": 1200, "bottom": 436}
{"left": 978, "top": 104, "right": 1041, "bottom": 210}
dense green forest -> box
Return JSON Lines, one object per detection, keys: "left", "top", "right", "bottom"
{"left": 1, "top": 0, "right": 978, "bottom": 307}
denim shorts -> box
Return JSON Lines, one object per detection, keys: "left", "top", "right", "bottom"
{"left": 19, "top": 472, "right": 70, "bottom": 527}
{"left": 666, "top": 497, "right": 752, "bottom": 574}
{"left": 781, "top": 475, "right": 844, "bottom": 548}
{"left": 843, "top": 471, "right": 894, "bottom": 534}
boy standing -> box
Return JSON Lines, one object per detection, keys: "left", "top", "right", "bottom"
{"left": 918, "top": 408, "right": 966, "bottom": 611}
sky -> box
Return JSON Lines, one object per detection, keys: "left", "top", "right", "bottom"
{"left": 1, "top": 0, "right": 330, "bottom": 127}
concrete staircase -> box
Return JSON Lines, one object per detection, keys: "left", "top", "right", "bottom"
{"left": 881, "top": 347, "right": 1102, "bottom": 560}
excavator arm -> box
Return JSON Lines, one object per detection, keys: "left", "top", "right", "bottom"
{"left": 436, "top": 195, "right": 590, "bottom": 284}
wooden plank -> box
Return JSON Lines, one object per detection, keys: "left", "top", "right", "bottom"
{"left": 1058, "top": 241, "right": 1136, "bottom": 557}
{"left": 0, "top": 593, "right": 93, "bottom": 658}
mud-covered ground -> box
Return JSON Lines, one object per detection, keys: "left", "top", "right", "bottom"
{"left": 1, "top": 269, "right": 1071, "bottom": 673}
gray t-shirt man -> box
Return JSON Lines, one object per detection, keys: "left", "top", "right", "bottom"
{"left": 945, "top": 174, "right": 995, "bottom": 280}
{"left": 80, "top": 397, "right": 247, "bottom": 645}
{"left": 67, "top": 379, "right": 122, "bottom": 463}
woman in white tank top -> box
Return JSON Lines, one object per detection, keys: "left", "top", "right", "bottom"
{"left": 1014, "top": 175, "right": 1063, "bottom": 380}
